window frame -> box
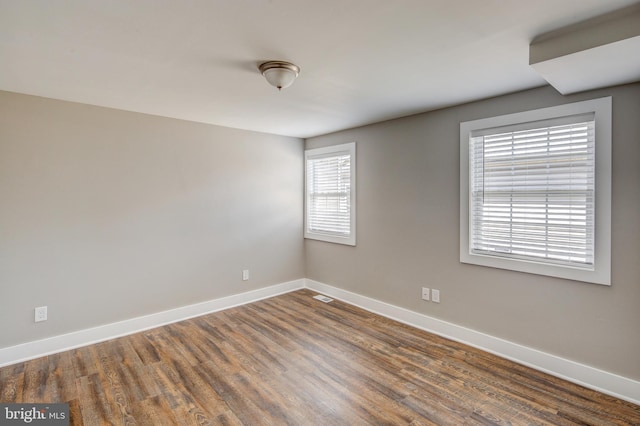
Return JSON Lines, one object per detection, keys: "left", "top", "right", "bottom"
{"left": 304, "top": 142, "right": 356, "bottom": 246}
{"left": 460, "top": 97, "right": 611, "bottom": 285}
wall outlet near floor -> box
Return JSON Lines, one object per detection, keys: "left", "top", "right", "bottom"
{"left": 421, "top": 287, "right": 430, "bottom": 301}
{"left": 431, "top": 289, "right": 440, "bottom": 303}
{"left": 242, "top": 269, "right": 250, "bottom": 281}
{"left": 35, "top": 306, "right": 47, "bottom": 322}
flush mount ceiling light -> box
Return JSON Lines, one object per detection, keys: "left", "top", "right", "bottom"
{"left": 258, "top": 60, "right": 300, "bottom": 90}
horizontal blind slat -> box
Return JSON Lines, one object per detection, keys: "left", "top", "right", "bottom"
{"left": 470, "top": 120, "right": 595, "bottom": 267}
{"left": 307, "top": 152, "right": 352, "bottom": 237}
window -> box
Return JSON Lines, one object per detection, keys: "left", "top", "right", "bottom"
{"left": 305, "top": 142, "right": 356, "bottom": 245}
{"left": 460, "top": 98, "right": 611, "bottom": 285}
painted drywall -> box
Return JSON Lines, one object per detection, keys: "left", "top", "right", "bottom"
{"left": 0, "top": 91, "right": 304, "bottom": 348}
{"left": 305, "top": 83, "right": 640, "bottom": 381}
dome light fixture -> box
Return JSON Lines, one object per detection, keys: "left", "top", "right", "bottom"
{"left": 258, "top": 60, "right": 300, "bottom": 90}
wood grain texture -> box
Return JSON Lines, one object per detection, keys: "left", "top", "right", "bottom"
{"left": 1, "top": 289, "right": 639, "bottom": 425}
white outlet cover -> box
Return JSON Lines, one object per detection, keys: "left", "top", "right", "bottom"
{"left": 422, "top": 287, "right": 430, "bottom": 301}
{"left": 35, "top": 306, "right": 47, "bottom": 322}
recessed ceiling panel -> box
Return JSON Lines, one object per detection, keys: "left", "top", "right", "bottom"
{"left": 530, "top": 4, "right": 640, "bottom": 95}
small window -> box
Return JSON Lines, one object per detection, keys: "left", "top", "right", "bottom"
{"left": 305, "top": 142, "right": 356, "bottom": 245}
{"left": 460, "top": 98, "right": 611, "bottom": 285}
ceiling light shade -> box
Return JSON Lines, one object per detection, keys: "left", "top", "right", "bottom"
{"left": 259, "top": 61, "right": 300, "bottom": 90}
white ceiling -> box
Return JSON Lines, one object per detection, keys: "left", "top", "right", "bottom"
{"left": 0, "top": 0, "right": 638, "bottom": 138}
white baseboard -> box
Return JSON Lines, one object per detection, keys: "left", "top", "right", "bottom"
{"left": 304, "top": 279, "right": 640, "bottom": 406}
{"left": 2, "top": 277, "right": 638, "bottom": 406}
{"left": 0, "top": 279, "right": 305, "bottom": 368}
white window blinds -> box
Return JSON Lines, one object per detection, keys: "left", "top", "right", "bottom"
{"left": 305, "top": 143, "right": 356, "bottom": 245}
{"left": 470, "top": 116, "right": 595, "bottom": 268}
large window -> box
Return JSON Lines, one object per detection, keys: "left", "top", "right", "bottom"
{"left": 305, "top": 142, "right": 356, "bottom": 245}
{"left": 460, "top": 98, "right": 611, "bottom": 285}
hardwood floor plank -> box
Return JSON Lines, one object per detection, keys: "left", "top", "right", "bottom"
{"left": 22, "top": 356, "right": 49, "bottom": 402}
{"left": 93, "top": 343, "right": 138, "bottom": 425}
{"left": 76, "top": 374, "right": 115, "bottom": 425}
{"left": 129, "top": 395, "right": 176, "bottom": 426}
{"left": 0, "top": 363, "right": 24, "bottom": 403}
{"left": 1, "top": 289, "right": 639, "bottom": 425}
{"left": 168, "top": 359, "right": 229, "bottom": 418}
{"left": 128, "top": 334, "right": 161, "bottom": 366}
{"left": 51, "top": 351, "right": 77, "bottom": 403}
{"left": 67, "top": 398, "right": 83, "bottom": 426}
{"left": 72, "top": 346, "right": 95, "bottom": 378}
{"left": 193, "top": 364, "right": 281, "bottom": 425}
{"left": 210, "top": 410, "right": 244, "bottom": 426}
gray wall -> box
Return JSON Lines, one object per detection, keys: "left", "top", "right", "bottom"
{"left": 305, "top": 83, "right": 640, "bottom": 380}
{"left": 2, "top": 84, "right": 638, "bottom": 382}
{"left": 0, "top": 91, "right": 304, "bottom": 348}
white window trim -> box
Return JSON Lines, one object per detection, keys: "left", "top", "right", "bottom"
{"left": 460, "top": 97, "right": 611, "bottom": 285}
{"left": 304, "top": 142, "right": 356, "bottom": 246}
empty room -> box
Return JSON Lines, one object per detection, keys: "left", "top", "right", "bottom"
{"left": 1, "top": 1, "right": 640, "bottom": 424}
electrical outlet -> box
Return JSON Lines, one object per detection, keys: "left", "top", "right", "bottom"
{"left": 35, "top": 306, "right": 47, "bottom": 322}
{"left": 242, "top": 269, "right": 249, "bottom": 281}
{"left": 432, "top": 289, "right": 440, "bottom": 303}
{"left": 421, "top": 287, "right": 430, "bottom": 301}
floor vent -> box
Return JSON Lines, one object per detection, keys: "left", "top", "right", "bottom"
{"left": 313, "top": 294, "right": 334, "bottom": 303}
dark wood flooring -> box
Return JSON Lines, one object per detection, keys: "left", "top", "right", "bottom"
{"left": 1, "top": 289, "right": 639, "bottom": 425}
